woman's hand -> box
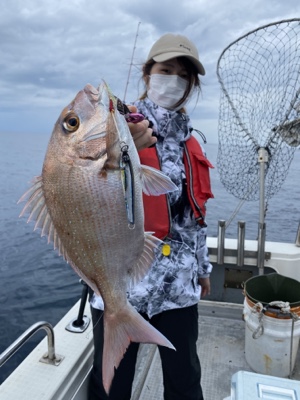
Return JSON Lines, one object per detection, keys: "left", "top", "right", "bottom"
{"left": 127, "top": 105, "right": 157, "bottom": 151}
{"left": 198, "top": 277, "right": 211, "bottom": 298}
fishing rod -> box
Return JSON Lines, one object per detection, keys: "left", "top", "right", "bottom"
{"left": 123, "top": 21, "right": 141, "bottom": 103}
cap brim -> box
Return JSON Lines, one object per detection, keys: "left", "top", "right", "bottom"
{"left": 153, "top": 52, "right": 205, "bottom": 75}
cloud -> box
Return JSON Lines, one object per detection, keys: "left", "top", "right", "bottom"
{"left": 0, "top": 0, "right": 299, "bottom": 142}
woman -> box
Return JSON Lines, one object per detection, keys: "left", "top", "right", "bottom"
{"left": 89, "top": 33, "right": 214, "bottom": 400}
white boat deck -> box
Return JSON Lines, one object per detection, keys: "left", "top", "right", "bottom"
{"left": 132, "top": 301, "right": 300, "bottom": 400}
{"left": 1, "top": 299, "right": 299, "bottom": 399}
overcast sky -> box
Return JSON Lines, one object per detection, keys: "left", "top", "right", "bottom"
{"left": 1, "top": 0, "right": 299, "bottom": 143}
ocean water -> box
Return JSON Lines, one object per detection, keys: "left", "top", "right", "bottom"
{"left": 0, "top": 131, "right": 299, "bottom": 383}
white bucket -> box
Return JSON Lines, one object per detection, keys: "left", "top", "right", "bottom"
{"left": 243, "top": 297, "right": 300, "bottom": 377}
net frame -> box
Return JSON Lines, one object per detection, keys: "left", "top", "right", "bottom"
{"left": 216, "top": 18, "right": 300, "bottom": 203}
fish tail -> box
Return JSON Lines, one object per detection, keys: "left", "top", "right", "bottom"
{"left": 102, "top": 303, "right": 175, "bottom": 394}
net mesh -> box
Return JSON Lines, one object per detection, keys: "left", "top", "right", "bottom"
{"left": 217, "top": 18, "right": 300, "bottom": 202}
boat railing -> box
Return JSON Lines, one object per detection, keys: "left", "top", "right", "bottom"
{"left": 296, "top": 221, "right": 300, "bottom": 247}
{"left": 0, "top": 321, "right": 64, "bottom": 368}
{"left": 65, "top": 279, "right": 90, "bottom": 333}
{"left": 217, "top": 219, "right": 226, "bottom": 264}
{"left": 0, "top": 280, "right": 90, "bottom": 370}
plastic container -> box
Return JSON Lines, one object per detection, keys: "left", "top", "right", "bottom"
{"left": 243, "top": 273, "right": 300, "bottom": 377}
{"left": 223, "top": 371, "right": 300, "bottom": 399}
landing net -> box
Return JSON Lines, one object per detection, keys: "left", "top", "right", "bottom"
{"left": 217, "top": 18, "right": 300, "bottom": 203}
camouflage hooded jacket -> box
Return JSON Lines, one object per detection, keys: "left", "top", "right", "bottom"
{"left": 91, "top": 97, "right": 213, "bottom": 318}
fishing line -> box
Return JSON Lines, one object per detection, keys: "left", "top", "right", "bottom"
{"left": 85, "top": 312, "right": 104, "bottom": 340}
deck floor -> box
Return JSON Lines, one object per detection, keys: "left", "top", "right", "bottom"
{"left": 131, "top": 301, "right": 300, "bottom": 400}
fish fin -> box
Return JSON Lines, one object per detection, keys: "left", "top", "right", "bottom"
{"left": 129, "top": 232, "right": 162, "bottom": 287}
{"left": 19, "top": 177, "right": 106, "bottom": 297}
{"left": 103, "top": 303, "right": 175, "bottom": 394}
{"left": 140, "top": 164, "right": 178, "bottom": 196}
{"left": 18, "top": 177, "right": 70, "bottom": 262}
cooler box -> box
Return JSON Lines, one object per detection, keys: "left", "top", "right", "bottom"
{"left": 223, "top": 371, "right": 300, "bottom": 399}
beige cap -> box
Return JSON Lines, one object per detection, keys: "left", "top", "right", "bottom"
{"left": 146, "top": 33, "right": 205, "bottom": 75}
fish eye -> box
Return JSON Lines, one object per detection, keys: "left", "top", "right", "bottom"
{"left": 63, "top": 113, "right": 80, "bottom": 132}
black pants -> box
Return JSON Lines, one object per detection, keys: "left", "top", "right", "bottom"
{"left": 88, "top": 304, "right": 203, "bottom": 400}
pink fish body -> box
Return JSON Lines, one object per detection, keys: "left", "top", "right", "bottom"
{"left": 19, "top": 82, "right": 176, "bottom": 393}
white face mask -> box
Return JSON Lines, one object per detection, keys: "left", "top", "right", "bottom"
{"left": 147, "top": 74, "right": 189, "bottom": 110}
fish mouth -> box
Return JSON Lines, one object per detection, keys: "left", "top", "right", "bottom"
{"left": 80, "top": 83, "right": 109, "bottom": 144}
{"left": 83, "top": 130, "right": 106, "bottom": 143}
{"left": 77, "top": 82, "right": 110, "bottom": 160}
{"left": 79, "top": 127, "right": 108, "bottom": 160}
{"left": 83, "top": 83, "right": 100, "bottom": 100}
{"left": 79, "top": 148, "right": 107, "bottom": 161}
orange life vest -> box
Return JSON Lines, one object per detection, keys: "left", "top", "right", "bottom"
{"left": 139, "top": 135, "right": 214, "bottom": 239}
